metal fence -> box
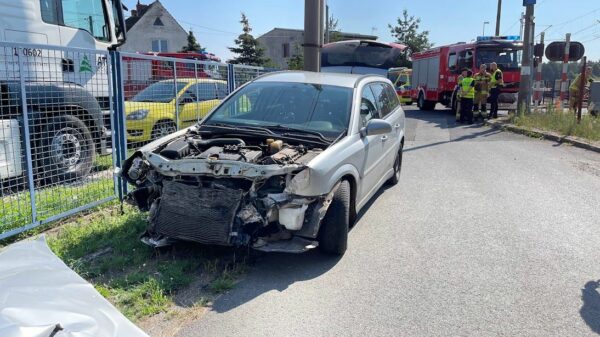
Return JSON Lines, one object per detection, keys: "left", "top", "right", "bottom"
{"left": 0, "top": 41, "right": 276, "bottom": 240}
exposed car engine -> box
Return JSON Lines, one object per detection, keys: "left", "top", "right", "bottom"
{"left": 121, "top": 131, "right": 331, "bottom": 253}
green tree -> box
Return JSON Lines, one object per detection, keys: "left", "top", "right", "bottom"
{"left": 287, "top": 44, "right": 304, "bottom": 70}
{"left": 228, "top": 13, "right": 269, "bottom": 66}
{"left": 180, "top": 31, "right": 205, "bottom": 53}
{"left": 326, "top": 15, "right": 342, "bottom": 43}
{"left": 388, "top": 9, "right": 433, "bottom": 67}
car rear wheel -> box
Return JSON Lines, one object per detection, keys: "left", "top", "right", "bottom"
{"left": 388, "top": 144, "right": 403, "bottom": 186}
{"left": 318, "top": 180, "right": 351, "bottom": 255}
{"left": 151, "top": 120, "right": 177, "bottom": 140}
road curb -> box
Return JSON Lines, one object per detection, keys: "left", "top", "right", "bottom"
{"left": 485, "top": 118, "right": 600, "bottom": 154}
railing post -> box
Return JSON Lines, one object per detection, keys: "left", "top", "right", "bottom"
{"left": 227, "top": 63, "right": 236, "bottom": 93}
{"left": 110, "top": 50, "right": 127, "bottom": 200}
{"left": 17, "top": 49, "right": 37, "bottom": 224}
{"left": 173, "top": 61, "right": 179, "bottom": 129}
{"left": 194, "top": 62, "right": 200, "bottom": 122}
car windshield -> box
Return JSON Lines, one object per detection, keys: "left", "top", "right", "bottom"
{"left": 203, "top": 82, "right": 353, "bottom": 138}
{"left": 131, "top": 81, "right": 188, "bottom": 103}
{"left": 476, "top": 48, "right": 522, "bottom": 70}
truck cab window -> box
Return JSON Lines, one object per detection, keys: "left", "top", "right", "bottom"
{"left": 40, "top": 0, "right": 59, "bottom": 24}
{"left": 457, "top": 50, "right": 473, "bottom": 70}
{"left": 40, "top": 0, "right": 110, "bottom": 41}
{"left": 448, "top": 53, "right": 457, "bottom": 73}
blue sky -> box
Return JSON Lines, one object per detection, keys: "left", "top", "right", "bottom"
{"left": 124, "top": 0, "right": 600, "bottom": 62}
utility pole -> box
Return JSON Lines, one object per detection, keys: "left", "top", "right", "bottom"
{"left": 519, "top": 12, "right": 525, "bottom": 38}
{"left": 517, "top": 3, "right": 535, "bottom": 113}
{"left": 325, "top": 4, "right": 330, "bottom": 44}
{"left": 304, "top": 0, "right": 323, "bottom": 72}
{"left": 533, "top": 32, "right": 544, "bottom": 105}
{"left": 495, "top": 0, "right": 502, "bottom": 36}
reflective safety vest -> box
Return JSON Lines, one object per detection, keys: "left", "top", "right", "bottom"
{"left": 490, "top": 69, "right": 503, "bottom": 88}
{"left": 456, "top": 75, "right": 464, "bottom": 98}
{"left": 474, "top": 72, "right": 491, "bottom": 94}
{"left": 461, "top": 77, "right": 475, "bottom": 99}
{"left": 569, "top": 73, "right": 590, "bottom": 93}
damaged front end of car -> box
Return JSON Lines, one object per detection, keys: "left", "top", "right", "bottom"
{"left": 120, "top": 128, "right": 337, "bottom": 253}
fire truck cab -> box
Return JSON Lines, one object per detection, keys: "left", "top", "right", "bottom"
{"left": 411, "top": 36, "right": 522, "bottom": 111}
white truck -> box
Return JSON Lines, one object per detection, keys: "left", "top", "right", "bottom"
{"left": 0, "top": 0, "right": 126, "bottom": 184}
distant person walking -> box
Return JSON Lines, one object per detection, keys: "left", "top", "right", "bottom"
{"left": 455, "top": 68, "right": 468, "bottom": 122}
{"left": 489, "top": 62, "right": 503, "bottom": 118}
{"left": 473, "top": 64, "right": 491, "bottom": 120}
{"left": 569, "top": 66, "right": 593, "bottom": 111}
{"left": 460, "top": 70, "right": 475, "bottom": 124}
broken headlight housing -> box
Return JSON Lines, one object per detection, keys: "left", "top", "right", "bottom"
{"left": 286, "top": 168, "right": 310, "bottom": 193}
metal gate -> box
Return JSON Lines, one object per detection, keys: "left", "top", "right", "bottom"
{"left": 0, "top": 41, "right": 275, "bottom": 240}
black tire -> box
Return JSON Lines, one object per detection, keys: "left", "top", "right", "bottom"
{"left": 451, "top": 90, "right": 459, "bottom": 113}
{"left": 318, "top": 180, "right": 351, "bottom": 255}
{"left": 405, "top": 101, "right": 413, "bottom": 106}
{"left": 40, "top": 115, "right": 95, "bottom": 184}
{"left": 418, "top": 92, "right": 436, "bottom": 111}
{"left": 151, "top": 120, "right": 177, "bottom": 140}
{"left": 388, "top": 143, "right": 403, "bottom": 186}
{"left": 417, "top": 92, "right": 424, "bottom": 109}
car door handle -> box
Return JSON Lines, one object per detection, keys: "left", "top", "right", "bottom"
{"left": 381, "top": 135, "right": 389, "bottom": 141}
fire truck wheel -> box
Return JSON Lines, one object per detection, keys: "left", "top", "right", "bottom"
{"left": 451, "top": 90, "right": 458, "bottom": 113}
{"left": 418, "top": 93, "right": 435, "bottom": 111}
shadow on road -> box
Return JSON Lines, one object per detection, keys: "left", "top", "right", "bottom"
{"left": 208, "top": 184, "right": 393, "bottom": 314}
{"left": 210, "top": 249, "right": 342, "bottom": 313}
{"left": 580, "top": 280, "right": 600, "bottom": 334}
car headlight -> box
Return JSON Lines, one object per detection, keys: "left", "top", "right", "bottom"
{"left": 126, "top": 109, "right": 149, "bottom": 120}
{"left": 286, "top": 169, "right": 310, "bottom": 193}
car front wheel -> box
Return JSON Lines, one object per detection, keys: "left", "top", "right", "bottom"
{"left": 318, "top": 180, "right": 351, "bottom": 255}
{"left": 151, "top": 120, "right": 177, "bottom": 140}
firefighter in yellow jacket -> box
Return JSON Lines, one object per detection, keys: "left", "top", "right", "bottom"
{"left": 473, "top": 64, "right": 491, "bottom": 120}
{"left": 569, "top": 66, "right": 593, "bottom": 111}
{"left": 455, "top": 68, "right": 468, "bottom": 122}
{"left": 460, "top": 70, "right": 475, "bottom": 124}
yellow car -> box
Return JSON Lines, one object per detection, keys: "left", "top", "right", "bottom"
{"left": 125, "top": 78, "right": 227, "bottom": 142}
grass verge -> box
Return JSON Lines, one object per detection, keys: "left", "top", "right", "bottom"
{"left": 43, "top": 204, "right": 247, "bottom": 327}
{"left": 0, "top": 177, "right": 114, "bottom": 234}
{"left": 511, "top": 107, "right": 600, "bottom": 142}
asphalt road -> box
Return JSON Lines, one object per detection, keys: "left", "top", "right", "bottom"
{"left": 178, "top": 106, "right": 600, "bottom": 337}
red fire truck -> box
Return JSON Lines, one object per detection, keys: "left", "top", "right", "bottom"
{"left": 123, "top": 51, "right": 223, "bottom": 99}
{"left": 411, "top": 36, "right": 523, "bottom": 111}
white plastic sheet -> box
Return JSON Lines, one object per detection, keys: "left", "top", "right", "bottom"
{"left": 0, "top": 236, "right": 149, "bottom": 337}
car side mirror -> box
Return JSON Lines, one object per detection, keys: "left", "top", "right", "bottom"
{"left": 179, "top": 97, "right": 194, "bottom": 105}
{"left": 360, "top": 119, "right": 392, "bottom": 138}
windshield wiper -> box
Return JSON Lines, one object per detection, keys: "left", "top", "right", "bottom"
{"left": 264, "top": 124, "right": 333, "bottom": 142}
{"left": 201, "top": 122, "right": 275, "bottom": 135}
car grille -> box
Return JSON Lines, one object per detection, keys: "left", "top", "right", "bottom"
{"left": 151, "top": 180, "right": 243, "bottom": 245}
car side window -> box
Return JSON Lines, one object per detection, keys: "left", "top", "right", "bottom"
{"left": 370, "top": 83, "right": 396, "bottom": 118}
{"left": 360, "top": 85, "right": 379, "bottom": 128}
{"left": 187, "top": 83, "right": 217, "bottom": 102}
{"left": 383, "top": 84, "right": 400, "bottom": 113}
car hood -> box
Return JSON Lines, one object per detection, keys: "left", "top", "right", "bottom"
{"left": 125, "top": 101, "right": 173, "bottom": 113}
